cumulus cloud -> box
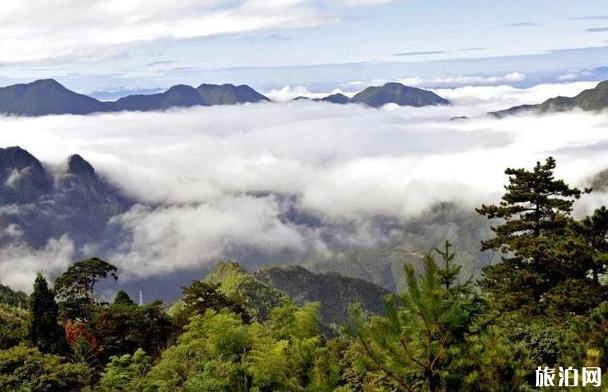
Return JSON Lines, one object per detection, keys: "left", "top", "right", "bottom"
{"left": 0, "top": 80, "right": 607, "bottom": 281}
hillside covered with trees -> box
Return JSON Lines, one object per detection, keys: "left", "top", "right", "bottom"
{"left": 1, "top": 157, "right": 608, "bottom": 390}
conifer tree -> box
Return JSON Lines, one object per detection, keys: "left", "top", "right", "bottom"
{"left": 434, "top": 240, "right": 462, "bottom": 291}
{"left": 476, "top": 157, "right": 595, "bottom": 314}
{"left": 29, "top": 273, "right": 67, "bottom": 354}
{"left": 352, "top": 248, "right": 479, "bottom": 391}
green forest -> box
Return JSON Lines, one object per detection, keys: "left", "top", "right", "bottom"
{"left": 1, "top": 157, "right": 608, "bottom": 391}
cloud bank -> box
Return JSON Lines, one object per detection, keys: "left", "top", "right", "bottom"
{"left": 0, "top": 80, "right": 608, "bottom": 288}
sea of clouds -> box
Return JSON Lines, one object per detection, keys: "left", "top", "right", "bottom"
{"left": 1, "top": 80, "right": 608, "bottom": 291}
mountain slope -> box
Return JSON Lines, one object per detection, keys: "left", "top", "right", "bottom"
{"left": 254, "top": 265, "right": 390, "bottom": 326}
{"left": 0, "top": 79, "right": 107, "bottom": 116}
{"left": 350, "top": 82, "right": 449, "bottom": 108}
{"left": 0, "top": 146, "right": 132, "bottom": 248}
{"left": 198, "top": 261, "right": 391, "bottom": 327}
{"left": 492, "top": 80, "right": 608, "bottom": 117}
{"left": 203, "top": 261, "right": 286, "bottom": 322}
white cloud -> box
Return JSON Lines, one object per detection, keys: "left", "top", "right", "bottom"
{"left": 398, "top": 72, "right": 527, "bottom": 88}
{"left": 0, "top": 0, "right": 337, "bottom": 64}
{"left": 0, "top": 80, "right": 607, "bottom": 280}
{"left": 109, "top": 197, "right": 328, "bottom": 278}
{"left": 0, "top": 235, "right": 74, "bottom": 292}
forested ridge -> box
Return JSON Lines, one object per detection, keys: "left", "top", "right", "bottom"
{"left": 1, "top": 157, "right": 608, "bottom": 391}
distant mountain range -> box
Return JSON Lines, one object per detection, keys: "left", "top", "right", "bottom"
{"left": 0, "top": 79, "right": 269, "bottom": 116}
{"left": 0, "top": 79, "right": 450, "bottom": 116}
{"left": 491, "top": 80, "right": 608, "bottom": 117}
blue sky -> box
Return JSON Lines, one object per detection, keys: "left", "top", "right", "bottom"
{"left": 0, "top": 0, "right": 607, "bottom": 93}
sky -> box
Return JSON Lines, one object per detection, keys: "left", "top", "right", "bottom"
{"left": 0, "top": 0, "right": 607, "bottom": 93}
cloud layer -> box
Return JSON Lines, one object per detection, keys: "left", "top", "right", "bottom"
{"left": 0, "top": 0, "right": 394, "bottom": 65}
{"left": 1, "top": 80, "right": 608, "bottom": 289}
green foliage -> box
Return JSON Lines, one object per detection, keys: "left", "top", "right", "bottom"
{"left": 0, "top": 283, "right": 28, "bottom": 308}
{"left": 0, "top": 303, "right": 28, "bottom": 349}
{"left": 147, "top": 303, "right": 339, "bottom": 391}
{"left": 203, "top": 261, "right": 285, "bottom": 322}
{"left": 29, "top": 273, "right": 68, "bottom": 354}
{"left": 99, "top": 348, "right": 152, "bottom": 391}
{"left": 181, "top": 279, "right": 250, "bottom": 325}
{"left": 54, "top": 257, "right": 118, "bottom": 321}
{"left": 91, "top": 300, "right": 173, "bottom": 363}
{"left": 113, "top": 290, "right": 135, "bottom": 306}
{"left": 0, "top": 344, "right": 89, "bottom": 391}
{"left": 448, "top": 326, "right": 530, "bottom": 391}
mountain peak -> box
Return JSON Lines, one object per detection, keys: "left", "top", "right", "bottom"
{"left": 30, "top": 79, "right": 64, "bottom": 88}
{"left": 319, "top": 93, "right": 349, "bottom": 104}
{"left": 350, "top": 82, "right": 449, "bottom": 108}
{"left": 67, "top": 154, "right": 95, "bottom": 176}
{"left": 0, "top": 146, "right": 42, "bottom": 168}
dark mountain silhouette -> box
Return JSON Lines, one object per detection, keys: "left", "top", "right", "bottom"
{"left": 111, "top": 84, "right": 203, "bottom": 111}
{"left": 0, "top": 146, "right": 132, "bottom": 248}
{"left": 196, "top": 83, "right": 269, "bottom": 105}
{"left": 0, "top": 79, "right": 107, "bottom": 116}
{"left": 350, "top": 82, "right": 450, "bottom": 108}
{"left": 317, "top": 93, "right": 350, "bottom": 104}
{"left": 0, "top": 80, "right": 270, "bottom": 116}
{"left": 491, "top": 80, "right": 608, "bottom": 117}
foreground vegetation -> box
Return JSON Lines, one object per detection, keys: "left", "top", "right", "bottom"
{"left": 1, "top": 157, "right": 608, "bottom": 391}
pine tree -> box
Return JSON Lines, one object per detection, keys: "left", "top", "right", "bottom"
{"left": 351, "top": 249, "right": 479, "bottom": 391}
{"left": 476, "top": 157, "right": 596, "bottom": 314}
{"left": 29, "top": 273, "right": 67, "bottom": 354}
{"left": 434, "top": 240, "right": 463, "bottom": 291}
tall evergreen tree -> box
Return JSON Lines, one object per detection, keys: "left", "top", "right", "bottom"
{"left": 29, "top": 273, "right": 67, "bottom": 354}
{"left": 476, "top": 157, "right": 601, "bottom": 314}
